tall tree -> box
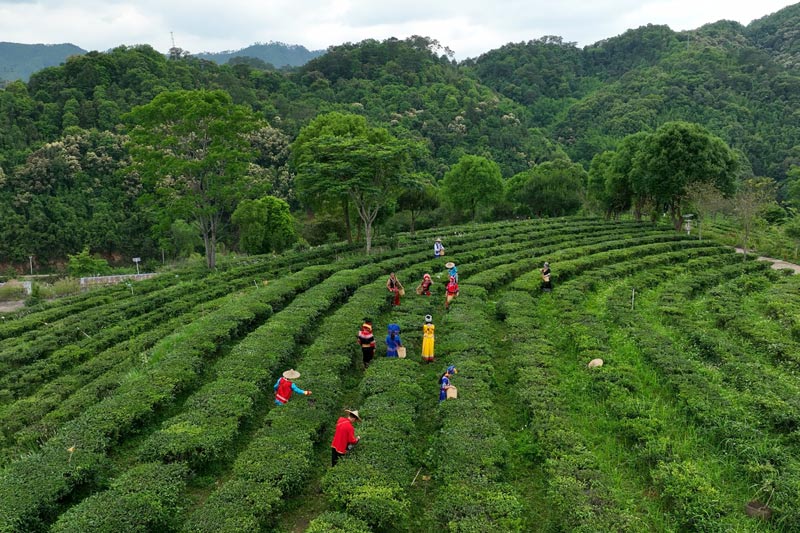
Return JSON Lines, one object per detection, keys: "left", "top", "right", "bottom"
{"left": 124, "top": 90, "right": 261, "bottom": 269}
{"left": 292, "top": 112, "right": 422, "bottom": 253}
{"left": 232, "top": 195, "right": 297, "bottom": 254}
{"left": 442, "top": 154, "right": 503, "bottom": 220}
{"left": 732, "top": 177, "right": 777, "bottom": 260}
{"left": 634, "top": 121, "right": 739, "bottom": 230}
{"left": 396, "top": 178, "right": 439, "bottom": 234}
{"left": 291, "top": 112, "right": 367, "bottom": 243}
{"left": 508, "top": 159, "right": 587, "bottom": 217}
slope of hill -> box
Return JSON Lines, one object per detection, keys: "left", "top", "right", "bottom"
{"left": 195, "top": 42, "right": 325, "bottom": 68}
{"left": 467, "top": 3, "right": 800, "bottom": 180}
{"left": 746, "top": 2, "right": 800, "bottom": 70}
{"left": 1, "top": 217, "right": 799, "bottom": 531}
{"left": 0, "top": 42, "right": 86, "bottom": 83}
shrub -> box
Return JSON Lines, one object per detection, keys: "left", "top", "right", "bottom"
{"left": 0, "top": 282, "right": 26, "bottom": 301}
{"left": 306, "top": 512, "right": 371, "bottom": 533}
{"left": 50, "top": 462, "right": 189, "bottom": 533}
{"left": 652, "top": 460, "right": 724, "bottom": 531}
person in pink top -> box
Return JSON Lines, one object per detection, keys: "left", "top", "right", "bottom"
{"left": 331, "top": 409, "right": 361, "bottom": 466}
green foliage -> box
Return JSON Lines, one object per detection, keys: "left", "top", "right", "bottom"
{"left": 292, "top": 111, "right": 424, "bottom": 252}
{"left": 306, "top": 512, "right": 371, "bottom": 533}
{"left": 125, "top": 89, "right": 262, "bottom": 269}
{"left": 652, "top": 460, "right": 724, "bottom": 531}
{"left": 635, "top": 121, "right": 738, "bottom": 229}
{"left": 50, "top": 462, "right": 188, "bottom": 533}
{"left": 67, "top": 246, "right": 111, "bottom": 277}
{"left": 507, "top": 159, "right": 586, "bottom": 217}
{"left": 442, "top": 154, "right": 503, "bottom": 220}
{"left": 169, "top": 219, "right": 201, "bottom": 259}
{"left": 232, "top": 196, "right": 297, "bottom": 254}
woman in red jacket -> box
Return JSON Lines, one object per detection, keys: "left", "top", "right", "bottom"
{"left": 331, "top": 409, "right": 361, "bottom": 466}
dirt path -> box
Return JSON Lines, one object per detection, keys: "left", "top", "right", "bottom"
{"left": 0, "top": 300, "right": 25, "bottom": 314}
{"left": 734, "top": 248, "right": 800, "bottom": 273}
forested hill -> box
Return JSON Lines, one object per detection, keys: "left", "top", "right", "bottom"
{"left": 467, "top": 3, "right": 800, "bottom": 179}
{"left": 2, "top": 4, "right": 800, "bottom": 265}
{"left": 0, "top": 42, "right": 86, "bottom": 84}
{"left": 194, "top": 42, "right": 325, "bottom": 68}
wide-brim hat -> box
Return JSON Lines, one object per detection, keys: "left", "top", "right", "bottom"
{"left": 345, "top": 409, "right": 362, "bottom": 421}
{"left": 445, "top": 262, "right": 455, "bottom": 269}
{"left": 435, "top": 237, "right": 442, "bottom": 242}
{"left": 282, "top": 369, "right": 300, "bottom": 380}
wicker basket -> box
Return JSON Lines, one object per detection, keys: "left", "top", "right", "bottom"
{"left": 446, "top": 386, "right": 458, "bottom": 399}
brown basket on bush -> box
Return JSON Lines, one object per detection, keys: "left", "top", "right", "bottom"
{"left": 446, "top": 386, "right": 457, "bottom": 399}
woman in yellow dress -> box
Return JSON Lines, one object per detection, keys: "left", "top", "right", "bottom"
{"left": 422, "top": 314, "right": 435, "bottom": 363}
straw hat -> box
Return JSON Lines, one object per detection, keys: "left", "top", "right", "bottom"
{"left": 587, "top": 358, "right": 603, "bottom": 369}
{"left": 445, "top": 262, "right": 455, "bottom": 269}
{"left": 282, "top": 369, "right": 301, "bottom": 380}
{"left": 344, "top": 409, "right": 362, "bottom": 421}
{"left": 435, "top": 237, "right": 442, "bottom": 242}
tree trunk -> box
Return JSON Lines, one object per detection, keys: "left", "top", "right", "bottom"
{"left": 410, "top": 210, "right": 416, "bottom": 235}
{"left": 342, "top": 197, "right": 352, "bottom": 243}
{"left": 364, "top": 218, "right": 372, "bottom": 255}
{"left": 670, "top": 203, "right": 682, "bottom": 232}
{"left": 633, "top": 198, "right": 644, "bottom": 221}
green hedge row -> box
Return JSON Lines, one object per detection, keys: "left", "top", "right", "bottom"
{"left": 0, "top": 295, "right": 231, "bottom": 456}
{"left": 497, "top": 288, "right": 642, "bottom": 530}
{"left": 619, "top": 262, "right": 800, "bottom": 529}
{"left": 49, "top": 462, "right": 189, "bottom": 533}
{"left": 429, "top": 286, "right": 525, "bottom": 532}
{"left": 321, "top": 359, "right": 421, "bottom": 531}
{"left": 468, "top": 226, "right": 678, "bottom": 291}
{"left": 0, "top": 266, "right": 329, "bottom": 532}
{"left": 306, "top": 512, "right": 371, "bottom": 533}
{"left": 136, "top": 264, "right": 384, "bottom": 469}
{"left": 182, "top": 277, "right": 392, "bottom": 532}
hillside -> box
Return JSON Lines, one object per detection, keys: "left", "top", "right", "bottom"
{"left": 195, "top": 42, "right": 325, "bottom": 68}
{"left": 1, "top": 217, "right": 799, "bottom": 531}
{"left": 2, "top": 6, "right": 800, "bottom": 267}
{"left": 467, "top": 7, "right": 800, "bottom": 179}
{"left": 0, "top": 42, "right": 86, "bottom": 84}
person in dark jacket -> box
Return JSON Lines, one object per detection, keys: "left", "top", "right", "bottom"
{"left": 357, "top": 320, "right": 376, "bottom": 369}
{"left": 540, "top": 261, "right": 552, "bottom": 292}
{"left": 386, "top": 272, "right": 403, "bottom": 306}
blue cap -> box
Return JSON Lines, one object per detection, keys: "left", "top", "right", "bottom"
{"left": 447, "top": 365, "right": 457, "bottom": 374}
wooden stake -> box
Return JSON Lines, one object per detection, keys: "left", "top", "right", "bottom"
{"left": 411, "top": 467, "right": 423, "bottom": 486}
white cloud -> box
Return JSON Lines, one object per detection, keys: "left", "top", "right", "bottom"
{"left": 0, "top": 0, "right": 795, "bottom": 59}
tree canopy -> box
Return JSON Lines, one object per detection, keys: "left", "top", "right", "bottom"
{"left": 124, "top": 89, "right": 261, "bottom": 269}
{"left": 442, "top": 155, "right": 503, "bottom": 220}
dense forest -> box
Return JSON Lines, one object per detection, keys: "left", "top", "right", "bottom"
{"left": 1, "top": 3, "right": 799, "bottom": 268}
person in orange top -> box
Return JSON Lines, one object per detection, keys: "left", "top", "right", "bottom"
{"left": 331, "top": 409, "right": 361, "bottom": 466}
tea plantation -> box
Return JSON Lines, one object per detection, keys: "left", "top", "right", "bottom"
{"left": 1, "top": 217, "right": 798, "bottom": 532}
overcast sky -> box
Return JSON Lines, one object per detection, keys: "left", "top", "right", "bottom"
{"left": 0, "top": 0, "right": 796, "bottom": 59}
